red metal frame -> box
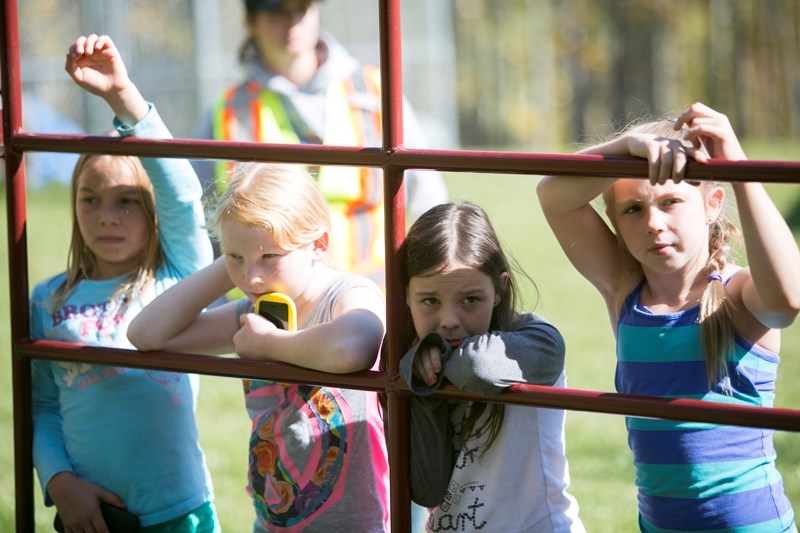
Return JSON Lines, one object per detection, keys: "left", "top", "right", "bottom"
{"left": 3, "top": 0, "right": 800, "bottom": 531}
{"left": 1, "top": 0, "right": 36, "bottom": 529}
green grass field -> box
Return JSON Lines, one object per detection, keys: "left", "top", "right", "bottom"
{"left": 2, "top": 153, "right": 799, "bottom": 531}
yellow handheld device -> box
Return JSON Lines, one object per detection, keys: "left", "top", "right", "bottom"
{"left": 256, "top": 292, "right": 297, "bottom": 332}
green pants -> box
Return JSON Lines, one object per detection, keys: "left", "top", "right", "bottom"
{"left": 141, "top": 502, "right": 220, "bottom": 533}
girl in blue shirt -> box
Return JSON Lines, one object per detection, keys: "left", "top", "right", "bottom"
{"left": 30, "top": 34, "right": 219, "bottom": 532}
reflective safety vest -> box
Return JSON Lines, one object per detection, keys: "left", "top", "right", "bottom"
{"left": 212, "top": 66, "right": 385, "bottom": 286}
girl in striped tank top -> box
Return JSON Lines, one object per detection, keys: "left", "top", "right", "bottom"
{"left": 537, "top": 102, "right": 799, "bottom": 532}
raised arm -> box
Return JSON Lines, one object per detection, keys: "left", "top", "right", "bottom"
{"left": 677, "top": 103, "right": 800, "bottom": 328}
{"left": 407, "top": 396, "right": 456, "bottom": 507}
{"left": 399, "top": 313, "right": 565, "bottom": 397}
{"left": 734, "top": 184, "right": 800, "bottom": 327}
{"left": 65, "top": 34, "right": 148, "bottom": 125}
{"left": 66, "top": 34, "right": 213, "bottom": 276}
{"left": 536, "top": 157, "right": 632, "bottom": 305}
{"left": 396, "top": 337, "right": 460, "bottom": 507}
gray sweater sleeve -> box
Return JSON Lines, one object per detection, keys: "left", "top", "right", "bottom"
{"left": 407, "top": 396, "right": 455, "bottom": 507}
{"left": 444, "top": 312, "right": 565, "bottom": 396}
{"left": 398, "top": 313, "right": 565, "bottom": 507}
{"left": 399, "top": 334, "right": 456, "bottom": 507}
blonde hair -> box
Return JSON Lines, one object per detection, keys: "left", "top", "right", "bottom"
{"left": 602, "top": 119, "right": 741, "bottom": 389}
{"left": 51, "top": 153, "right": 161, "bottom": 312}
{"left": 207, "top": 163, "right": 331, "bottom": 251}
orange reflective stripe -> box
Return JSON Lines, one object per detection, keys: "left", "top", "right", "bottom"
{"left": 348, "top": 66, "right": 382, "bottom": 207}
{"left": 328, "top": 206, "right": 353, "bottom": 273}
{"left": 213, "top": 86, "right": 241, "bottom": 192}
{"left": 213, "top": 84, "right": 299, "bottom": 192}
{"left": 212, "top": 68, "right": 386, "bottom": 280}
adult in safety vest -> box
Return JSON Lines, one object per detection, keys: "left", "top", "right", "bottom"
{"left": 192, "top": 0, "right": 449, "bottom": 287}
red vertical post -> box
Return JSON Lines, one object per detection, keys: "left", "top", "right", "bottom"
{"left": 383, "top": 163, "right": 410, "bottom": 532}
{"left": 378, "top": 0, "right": 411, "bottom": 531}
{"left": 1, "top": 0, "right": 35, "bottom": 530}
{"left": 379, "top": 0, "right": 405, "bottom": 151}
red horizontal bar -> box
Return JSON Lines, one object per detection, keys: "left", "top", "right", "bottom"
{"left": 394, "top": 149, "right": 800, "bottom": 183}
{"left": 20, "top": 340, "right": 800, "bottom": 432}
{"left": 21, "top": 340, "right": 394, "bottom": 393}
{"left": 10, "top": 132, "right": 800, "bottom": 183}
{"left": 421, "top": 383, "right": 800, "bottom": 432}
{"left": 9, "top": 133, "right": 387, "bottom": 167}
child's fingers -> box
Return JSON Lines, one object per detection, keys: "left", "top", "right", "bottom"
{"left": 671, "top": 145, "right": 689, "bottom": 182}
{"left": 412, "top": 358, "right": 429, "bottom": 384}
{"left": 73, "top": 35, "right": 88, "bottom": 55}
{"left": 427, "top": 348, "right": 442, "bottom": 374}
{"left": 684, "top": 143, "right": 708, "bottom": 165}
{"left": 65, "top": 37, "right": 86, "bottom": 77}
{"left": 83, "top": 33, "right": 101, "bottom": 54}
{"left": 95, "top": 34, "right": 113, "bottom": 50}
{"left": 645, "top": 139, "right": 675, "bottom": 185}
{"left": 674, "top": 103, "right": 737, "bottom": 150}
{"left": 683, "top": 120, "right": 745, "bottom": 160}
{"left": 656, "top": 144, "right": 674, "bottom": 185}
{"left": 674, "top": 101, "right": 716, "bottom": 130}
{"left": 69, "top": 34, "right": 116, "bottom": 58}
{"left": 66, "top": 43, "right": 81, "bottom": 60}
{"left": 65, "top": 35, "right": 99, "bottom": 80}
{"left": 414, "top": 347, "right": 443, "bottom": 385}
{"left": 682, "top": 121, "right": 726, "bottom": 143}
{"left": 241, "top": 312, "right": 278, "bottom": 333}
{"left": 645, "top": 138, "right": 699, "bottom": 184}
{"left": 98, "top": 487, "right": 126, "bottom": 509}
{"left": 414, "top": 356, "right": 436, "bottom": 385}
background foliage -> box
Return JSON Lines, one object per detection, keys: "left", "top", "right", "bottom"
{"left": 451, "top": 0, "right": 800, "bottom": 149}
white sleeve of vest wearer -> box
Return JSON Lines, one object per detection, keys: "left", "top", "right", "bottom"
{"left": 402, "top": 99, "right": 450, "bottom": 219}
{"left": 405, "top": 169, "right": 450, "bottom": 220}
{"left": 188, "top": 110, "right": 218, "bottom": 196}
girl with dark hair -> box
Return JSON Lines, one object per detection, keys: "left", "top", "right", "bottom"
{"left": 400, "top": 201, "right": 585, "bottom": 532}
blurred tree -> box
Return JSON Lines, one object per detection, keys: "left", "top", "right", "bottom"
{"left": 451, "top": 0, "right": 800, "bottom": 148}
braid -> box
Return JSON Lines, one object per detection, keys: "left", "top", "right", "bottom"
{"left": 698, "top": 214, "right": 741, "bottom": 390}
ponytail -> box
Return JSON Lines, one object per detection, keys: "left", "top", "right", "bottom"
{"left": 698, "top": 214, "right": 740, "bottom": 390}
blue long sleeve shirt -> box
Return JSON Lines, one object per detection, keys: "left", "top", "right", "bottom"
{"left": 30, "top": 105, "right": 215, "bottom": 526}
